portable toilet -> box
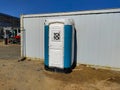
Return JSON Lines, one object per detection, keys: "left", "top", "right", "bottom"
{"left": 44, "top": 19, "right": 74, "bottom": 73}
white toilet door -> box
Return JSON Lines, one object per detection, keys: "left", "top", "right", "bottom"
{"left": 49, "top": 23, "right": 64, "bottom": 68}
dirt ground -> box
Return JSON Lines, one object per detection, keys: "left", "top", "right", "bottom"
{"left": 0, "top": 40, "right": 20, "bottom": 60}
{"left": 0, "top": 41, "right": 120, "bottom": 90}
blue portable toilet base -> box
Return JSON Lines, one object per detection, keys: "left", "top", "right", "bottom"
{"left": 44, "top": 65, "right": 72, "bottom": 73}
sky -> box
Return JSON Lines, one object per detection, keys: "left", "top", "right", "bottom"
{"left": 0, "top": 0, "right": 120, "bottom": 17}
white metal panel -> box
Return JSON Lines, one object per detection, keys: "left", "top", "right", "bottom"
{"left": 75, "top": 13, "right": 120, "bottom": 68}
{"left": 23, "top": 18, "right": 41, "bottom": 58}
{"left": 49, "top": 23, "right": 64, "bottom": 68}
{"left": 22, "top": 9, "right": 120, "bottom": 68}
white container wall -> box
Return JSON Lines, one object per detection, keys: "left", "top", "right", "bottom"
{"left": 21, "top": 8, "right": 120, "bottom": 69}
